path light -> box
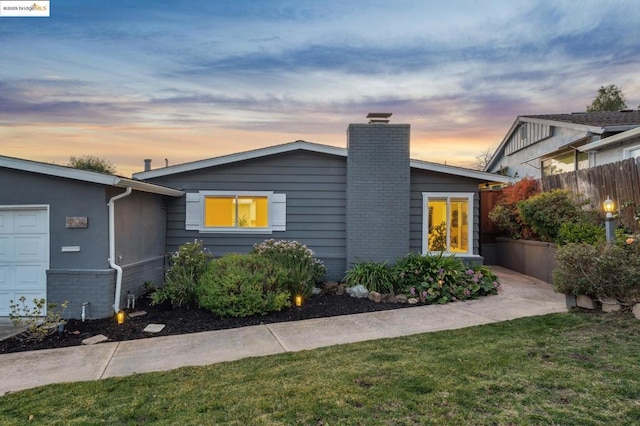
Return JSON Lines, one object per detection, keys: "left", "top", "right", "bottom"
{"left": 116, "top": 310, "right": 126, "bottom": 324}
{"left": 603, "top": 196, "right": 615, "bottom": 243}
{"left": 294, "top": 294, "right": 303, "bottom": 308}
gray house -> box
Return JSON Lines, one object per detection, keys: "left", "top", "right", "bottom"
{"left": 135, "top": 115, "right": 510, "bottom": 282}
{"left": 0, "top": 156, "right": 183, "bottom": 319}
{"left": 485, "top": 111, "right": 640, "bottom": 179}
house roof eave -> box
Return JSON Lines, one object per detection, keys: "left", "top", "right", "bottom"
{"left": 411, "top": 159, "right": 511, "bottom": 183}
{"left": 0, "top": 155, "right": 183, "bottom": 197}
{"left": 579, "top": 126, "right": 640, "bottom": 152}
{"left": 133, "top": 141, "right": 348, "bottom": 180}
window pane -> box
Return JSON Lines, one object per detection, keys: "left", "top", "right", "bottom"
{"left": 205, "top": 197, "right": 235, "bottom": 227}
{"left": 449, "top": 199, "right": 468, "bottom": 253}
{"left": 428, "top": 199, "right": 448, "bottom": 251}
{"left": 577, "top": 151, "right": 588, "bottom": 169}
{"left": 237, "top": 196, "right": 269, "bottom": 228}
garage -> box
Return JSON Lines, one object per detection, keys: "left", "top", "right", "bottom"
{"left": 0, "top": 206, "right": 49, "bottom": 316}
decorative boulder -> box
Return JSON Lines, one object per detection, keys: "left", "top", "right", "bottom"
{"left": 633, "top": 304, "right": 640, "bottom": 320}
{"left": 601, "top": 297, "right": 621, "bottom": 313}
{"left": 381, "top": 294, "right": 397, "bottom": 304}
{"left": 395, "top": 294, "right": 408, "bottom": 304}
{"left": 407, "top": 297, "right": 419, "bottom": 305}
{"left": 346, "top": 284, "right": 369, "bottom": 299}
{"left": 368, "top": 291, "right": 382, "bottom": 303}
{"left": 577, "top": 295, "right": 597, "bottom": 310}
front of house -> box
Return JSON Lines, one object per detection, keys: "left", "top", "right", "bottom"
{"left": 486, "top": 110, "right": 640, "bottom": 179}
{"left": 1, "top": 115, "right": 509, "bottom": 319}
{"left": 135, "top": 116, "right": 510, "bottom": 281}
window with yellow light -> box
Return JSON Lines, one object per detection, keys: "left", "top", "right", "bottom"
{"left": 204, "top": 195, "right": 269, "bottom": 228}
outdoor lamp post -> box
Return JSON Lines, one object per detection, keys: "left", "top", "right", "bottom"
{"left": 603, "top": 196, "right": 615, "bottom": 243}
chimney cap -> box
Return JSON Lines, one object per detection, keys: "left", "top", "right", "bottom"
{"left": 367, "top": 112, "right": 392, "bottom": 124}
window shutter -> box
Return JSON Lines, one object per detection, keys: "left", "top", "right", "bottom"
{"left": 185, "top": 192, "right": 201, "bottom": 230}
{"left": 272, "top": 193, "right": 286, "bottom": 231}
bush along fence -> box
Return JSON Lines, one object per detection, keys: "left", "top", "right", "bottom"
{"left": 148, "top": 240, "right": 500, "bottom": 319}
{"left": 486, "top": 171, "right": 640, "bottom": 316}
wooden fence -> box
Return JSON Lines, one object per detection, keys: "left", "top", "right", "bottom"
{"left": 539, "top": 157, "right": 640, "bottom": 233}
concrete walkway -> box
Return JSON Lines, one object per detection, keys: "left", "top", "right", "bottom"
{"left": 0, "top": 266, "right": 567, "bottom": 395}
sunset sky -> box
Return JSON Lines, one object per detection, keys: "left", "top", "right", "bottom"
{"left": 2, "top": 0, "right": 640, "bottom": 177}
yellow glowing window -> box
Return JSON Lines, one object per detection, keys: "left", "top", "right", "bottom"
{"left": 424, "top": 193, "right": 472, "bottom": 255}
{"left": 204, "top": 195, "right": 269, "bottom": 228}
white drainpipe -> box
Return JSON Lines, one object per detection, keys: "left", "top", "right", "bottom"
{"left": 108, "top": 187, "right": 132, "bottom": 313}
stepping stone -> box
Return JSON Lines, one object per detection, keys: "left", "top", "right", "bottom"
{"left": 128, "top": 311, "right": 147, "bottom": 318}
{"left": 143, "top": 324, "right": 165, "bottom": 333}
{"left": 82, "top": 334, "right": 108, "bottom": 345}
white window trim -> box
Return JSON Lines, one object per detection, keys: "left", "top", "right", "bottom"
{"left": 422, "top": 192, "right": 474, "bottom": 256}
{"left": 185, "top": 190, "right": 286, "bottom": 234}
{"left": 623, "top": 143, "right": 640, "bottom": 159}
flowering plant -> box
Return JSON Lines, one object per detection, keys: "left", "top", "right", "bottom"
{"left": 394, "top": 253, "right": 499, "bottom": 304}
{"left": 251, "top": 239, "right": 325, "bottom": 297}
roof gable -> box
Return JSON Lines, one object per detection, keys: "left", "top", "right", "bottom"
{"left": 486, "top": 111, "right": 640, "bottom": 171}
{"left": 0, "top": 155, "right": 183, "bottom": 196}
{"left": 133, "top": 140, "right": 510, "bottom": 183}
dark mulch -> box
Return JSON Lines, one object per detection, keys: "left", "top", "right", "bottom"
{"left": 1, "top": 293, "right": 414, "bottom": 354}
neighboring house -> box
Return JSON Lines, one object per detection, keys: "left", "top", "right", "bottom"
{"left": 485, "top": 110, "right": 640, "bottom": 179}
{"left": 135, "top": 115, "right": 510, "bottom": 282}
{"left": 0, "top": 156, "right": 183, "bottom": 319}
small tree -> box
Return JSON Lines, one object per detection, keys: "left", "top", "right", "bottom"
{"left": 474, "top": 148, "right": 494, "bottom": 171}
{"left": 68, "top": 155, "right": 117, "bottom": 175}
{"left": 586, "top": 84, "right": 628, "bottom": 112}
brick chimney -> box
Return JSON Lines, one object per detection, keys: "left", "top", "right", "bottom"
{"left": 346, "top": 113, "right": 410, "bottom": 267}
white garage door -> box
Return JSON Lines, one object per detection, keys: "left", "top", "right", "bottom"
{"left": 0, "top": 207, "right": 49, "bottom": 316}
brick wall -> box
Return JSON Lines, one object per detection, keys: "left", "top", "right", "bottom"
{"left": 346, "top": 122, "right": 411, "bottom": 267}
{"left": 47, "top": 269, "right": 115, "bottom": 320}
{"left": 120, "top": 255, "right": 166, "bottom": 307}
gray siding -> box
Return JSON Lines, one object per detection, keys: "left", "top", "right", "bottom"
{"left": 346, "top": 123, "right": 411, "bottom": 267}
{"left": 0, "top": 168, "right": 110, "bottom": 269}
{"left": 146, "top": 150, "right": 347, "bottom": 281}
{"left": 1, "top": 168, "right": 171, "bottom": 318}
{"left": 409, "top": 168, "right": 482, "bottom": 258}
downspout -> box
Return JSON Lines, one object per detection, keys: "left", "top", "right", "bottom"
{"left": 108, "top": 187, "right": 132, "bottom": 313}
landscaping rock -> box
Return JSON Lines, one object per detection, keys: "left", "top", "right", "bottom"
{"left": 577, "top": 295, "right": 597, "bottom": 310}
{"left": 321, "top": 281, "right": 345, "bottom": 295}
{"left": 346, "top": 285, "right": 369, "bottom": 299}
{"left": 82, "top": 334, "right": 108, "bottom": 345}
{"left": 312, "top": 287, "right": 323, "bottom": 296}
{"left": 565, "top": 294, "right": 577, "bottom": 309}
{"left": 633, "top": 304, "right": 640, "bottom": 320}
{"left": 601, "top": 298, "right": 621, "bottom": 313}
{"left": 395, "top": 294, "right": 408, "bottom": 304}
{"left": 408, "top": 297, "right": 419, "bottom": 305}
{"left": 368, "top": 291, "right": 382, "bottom": 303}
{"left": 381, "top": 294, "right": 397, "bottom": 304}
{"left": 128, "top": 310, "right": 147, "bottom": 318}
{"left": 143, "top": 324, "right": 166, "bottom": 333}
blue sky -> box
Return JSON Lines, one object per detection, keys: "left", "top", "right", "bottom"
{"left": 2, "top": 0, "right": 639, "bottom": 176}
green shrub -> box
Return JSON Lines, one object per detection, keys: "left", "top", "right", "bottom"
{"left": 517, "top": 190, "right": 585, "bottom": 242}
{"left": 9, "top": 297, "right": 69, "bottom": 342}
{"left": 393, "top": 253, "right": 499, "bottom": 304}
{"left": 557, "top": 221, "right": 605, "bottom": 246}
{"left": 553, "top": 239, "right": 640, "bottom": 304}
{"left": 151, "top": 240, "right": 211, "bottom": 307}
{"left": 198, "top": 253, "right": 291, "bottom": 317}
{"left": 553, "top": 243, "right": 599, "bottom": 296}
{"left": 251, "top": 239, "right": 325, "bottom": 298}
{"left": 344, "top": 260, "right": 396, "bottom": 293}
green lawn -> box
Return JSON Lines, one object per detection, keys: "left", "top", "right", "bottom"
{"left": 2, "top": 311, "right": 640, "bottom": 425}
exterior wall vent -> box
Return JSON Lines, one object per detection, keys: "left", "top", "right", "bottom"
{"left": 366, "top": 112, "right": 392, "bottom": 124}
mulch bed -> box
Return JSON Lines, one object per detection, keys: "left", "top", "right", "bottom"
{"left": 0, "top": 293, "right": 414, "bottom": 355}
